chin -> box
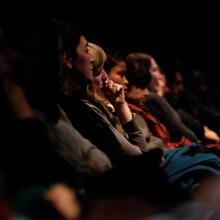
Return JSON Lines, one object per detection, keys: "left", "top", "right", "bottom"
{"left": 139, "top": 101, "right": 145, "bottom": 107}
{"left": 87, "top": 73, "right": 94, "bottom": 82}
{"left": 83, "top": 73, "right": 94, "bottom": 84}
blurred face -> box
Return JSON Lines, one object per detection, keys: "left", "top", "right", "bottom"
{"left": 171, "top": 72, "right": 184, "bottom": 94}
{"left": 93, "top": 68, "right": 108, "bottom": 88}
{"left": 72, "top": 35, "right": 93, "bottom": 84}
{"left": 108, "top": 61, "right": 128, "bottom": 92}
{"left": 154, "top": 73, "right": 169, "bottom": 97}
{"left": 126, "top": 85, "right": 149, "bottom": 106}
{"left": 149, "top": 58, "right": 161, "bottom": 77}
{"left": 148, "top": 57, "right": 166, "bottom": 95}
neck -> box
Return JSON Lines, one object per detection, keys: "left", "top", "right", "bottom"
{"left": 62, "top": 75, "right": 88, "bottom": 99}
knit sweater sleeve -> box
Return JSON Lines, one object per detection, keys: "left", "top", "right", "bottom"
{"left": 122, "top": 113, "right": 148, "bottom": 152}
{"left": 146, "top": 93, "right": 198, "bottom": 142}
{"left": 55, "top": 107, "right": 112, "bottom": 175}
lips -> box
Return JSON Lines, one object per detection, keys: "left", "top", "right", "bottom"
{"left": 124, "top": 86, "right": 128, "bottom": 93}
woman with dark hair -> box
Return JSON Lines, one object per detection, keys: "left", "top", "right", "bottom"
{"left": 126, "top": 53, "right": 198, "bottom": 146}
{"left": 59, "top": 35, "right": 148, "bottom": 165}
{"left": 103, "top": 50, "right": 220, "bottom": 196}
{"left": 58, "top": 31, "right": 179, "bottom": 205}
{"left": 104, "top": 50, "right": 165, "bottom": 150}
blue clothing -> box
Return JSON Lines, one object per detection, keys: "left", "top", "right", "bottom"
{"left": 163, "top": 144, "right": 220, "bottom": 190}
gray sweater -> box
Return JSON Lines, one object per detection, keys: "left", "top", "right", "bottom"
{"left": 54, "top": 106, "right": 112, "bottom": 175}
{"left": 82, "top": 100, "right": 147, "bottom": 156}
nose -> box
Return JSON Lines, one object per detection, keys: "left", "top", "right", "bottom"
{"left": 123, "top": 76, "right": 128, "bottom": 86}
{"left": 101, "top": 69, "right": 108, "bottom": 82}
{"left": 144, "top": 88, "right": 150, "bottom": 96}
{"left": 123, "top": 76, "right": 129, "bottom": 90}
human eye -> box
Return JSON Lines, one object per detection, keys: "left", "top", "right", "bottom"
{"left": 118, "top": 70, "right": 125, "bottom": 76}
{"left": 85, "top": 47, "right": 89, "bottom": 54}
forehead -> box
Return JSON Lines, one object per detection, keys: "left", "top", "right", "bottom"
{"left": 150, "top": 58, "right": 158, "bottom": 67}
{"left": 114, "top": 61, "right": 126, "bottom": 69}
{"left": 78, "top": 35, "right": 87, "bottom": 48}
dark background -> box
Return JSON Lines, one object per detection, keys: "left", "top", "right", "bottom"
{"left": 1, "top": 0, "right": 220, "bottom": 87}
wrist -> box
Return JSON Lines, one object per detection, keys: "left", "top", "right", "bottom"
{"left": 113, "top": 100, "right": 127, "bottom": 110}
{"left": 115, "top": 102, "right": 132, "bottom": 124}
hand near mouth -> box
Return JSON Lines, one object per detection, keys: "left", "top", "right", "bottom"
{"left": 102, "top": 79, "right": 132, "bottom": 124}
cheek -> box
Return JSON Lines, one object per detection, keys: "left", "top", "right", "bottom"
{"left": 134, "top": 91, "right": 141, "bottom": 99}
{"left": 78, "top": 53, "right": 89, "bottom": 67}
{"left": 112, "top": 75, "right": 123, "bottom": 85}
{"left": 118, "top": 77, "right": 124, "bottom": 85}
{"left": 108, "top": 73, "right": 114, "bottom": 81}
{"left": 80, "top": 57, "right": 87, "bottom": 67}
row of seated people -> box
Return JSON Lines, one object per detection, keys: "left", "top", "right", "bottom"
{"left": 1, "top": 20, "right": 220, "bottom": 220}
{"left": 137, "top": 53, "right": 220, "bottom": 143}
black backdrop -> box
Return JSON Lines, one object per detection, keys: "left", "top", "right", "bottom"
{"left": 1, "top": 0, "right": 220, "bottom": 89}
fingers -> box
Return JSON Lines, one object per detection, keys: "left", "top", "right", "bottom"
{"left": 115, "top": 84, "right": 123, "bottom": 97}
{"left": 105, "top": 79, "right": 123, "bottom": 93}
{"left": 102, "top": 80, "right": 125, "bottom": 105}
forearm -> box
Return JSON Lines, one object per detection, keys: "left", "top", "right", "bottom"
{"left": 3, "top": 82, "right": 34, "bottom": 120}
{"left": 114, "top": 102, "right": 132, "bottom": 124}
{"left": 122, "top": 114, "right": 148, "bottom": 152}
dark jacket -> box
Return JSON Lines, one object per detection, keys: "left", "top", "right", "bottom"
{"left": 59, "top": 95, "right": 145, "bottom": 166}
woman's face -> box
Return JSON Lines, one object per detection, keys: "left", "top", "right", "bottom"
{"left": 149, "top": 58, "right": 161, "bottom": 77}
{"left": 148, "top": 57, "right": 168, "bottom": 96}
{"left": 156, "top": 73, "right": 169, "bottom": 96}
{"left": 171, "top": 72, "right": 184, "bottom": 94}
{"left": 93, "top": 68, "right": 108, "bottom": 88}
{"left": 72, "top": 35, "right": 94, "bottom": 84}
{"left": 108, "top": 61, "right": 128, "bottom": 92}
{"left": 126, "top": 86, "right": 149, "bottom": 106}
